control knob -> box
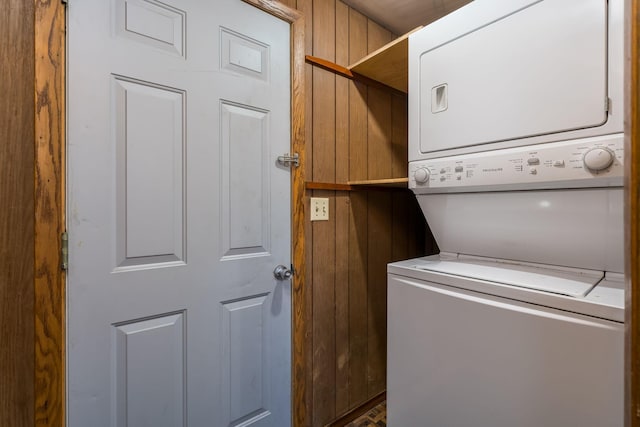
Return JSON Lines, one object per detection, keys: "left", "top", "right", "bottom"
{"left": 414, "top": 167, "right": 430, "bottom": 184}
{"left": 583, "top": 147, "right": 615, "bottom": 171}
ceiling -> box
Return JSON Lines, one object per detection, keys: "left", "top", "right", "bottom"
{"left": 341, "top": 0, "right": 473, "bottom": 35}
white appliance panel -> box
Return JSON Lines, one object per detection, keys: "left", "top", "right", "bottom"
{"left": 409, "top": 0, "right": 624, "bottom": 160}
{"left": 387, "top": 274, "right": 624, "bottom": 427}
{"left": 410, "top": 134, "right": 624, "bottom": 192}
{"left": 418, "top": 188, "right": 624, "bottom": 273}
{"left": 418, "top": 0, "right": 606, "bottom": 153}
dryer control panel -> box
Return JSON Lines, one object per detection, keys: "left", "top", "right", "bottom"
{"left": 409, "top": 134, "right": 624, "bottom": 193}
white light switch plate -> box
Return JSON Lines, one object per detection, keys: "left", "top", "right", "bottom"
{"left": 310, "top": 197, "right": 329, "bottom": 221}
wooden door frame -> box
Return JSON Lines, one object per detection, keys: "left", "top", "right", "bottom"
{"left": 33, "top": 1, "right": 307, "bottom": 426}
{"left": 238, "top": 3, "right": 308, "bottom": 426}
{"left": 627, "top": 0, "right": 640, "bottom": 426}
{"left": 34, "top": 0, "right": 65, "bottom": 425}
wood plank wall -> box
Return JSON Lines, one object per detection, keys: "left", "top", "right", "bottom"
{"left": 0, "top": 1, "right": 36, "bottom": 426}
{"left": 627, "top": 0, "right": 640, "bottom": 424}
{"left": 280, "top": 0, "right": 436, "bottom": 425}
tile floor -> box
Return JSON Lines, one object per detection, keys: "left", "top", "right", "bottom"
{"left": 344, "top": 402, "right": 386, "bottom": 427}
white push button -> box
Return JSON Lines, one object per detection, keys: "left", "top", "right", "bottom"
{"left": 454, "top": 166, "right": 463, "bottom": 172}
{"left": 440, "top": 176, "right": 446, "bottom": 182}
{"left": 440, "top": 168, "right": 446, "bottom": 174}
{"left": 553, "top": 160, "right": 565, "bottom": 167}
{"left": 527, "top": 157, "right": 540, "bottom": 165}
{"left": 529, "top": 168, "right": 537, "bottom": 175}
{"left": 456, "top": 175, "right": 462, "bottom": 180}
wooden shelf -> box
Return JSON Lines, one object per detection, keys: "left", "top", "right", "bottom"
{"left": 348, "top": 178, "right": 408, "bottom": 187}
{"left": 306, "top": 181, "right": 353, "bottom": 191}
{"left": 348, "top": 27, "right": 422, "bottom": 93}
{"left": 305, "top": 26, "right": 421, "bottom": 95}
{"left": 306, "top": 178, "right": 408, "bottom": 191}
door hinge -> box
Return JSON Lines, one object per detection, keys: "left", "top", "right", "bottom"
{"left": 277, "top": 153, "right": 299, "bottom": 168}
{"left": 290, "top": 264, "right": 295, "bottom": 277}
{"left": 61, "top": 231, "right": 69, "bottom": 271}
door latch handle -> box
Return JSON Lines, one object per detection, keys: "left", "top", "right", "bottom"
{"left": 277, "top": 153, "right": 299, "bottom": 168}
{"left": 273, "top": 264, "right": 293, "bottom": 280}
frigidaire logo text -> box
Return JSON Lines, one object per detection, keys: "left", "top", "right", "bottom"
{"left": 482, "top": 168, "right": 503, "bottom": 172}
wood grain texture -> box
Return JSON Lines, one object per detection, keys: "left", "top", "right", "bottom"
{"left": 626, "top": 0, "right": 640, "bottom": 425}
{"left": 300, "top": 1, "right": 435, "bottom": 424}
{"left": 312, "top": 190, "right": 337, "bottom": 427}
{"left": 366, "top": 19, "right": 392, "bottom": 54}
{"left": 391, "top": 94, "right": 408, "bottom": 178}
{"left": 348, "top": 8, "right": 369, "bottom": 182}
{"left": 348, "top": 191, "right": 369, "bottom": 407}
{"left": 297, "top": 2, "right": 314, "bottom": 422}
{"left": 299, "top": 0, "right": 313, "bottom": 185}
{"left": 391, "top": 193, "right": 410, "bottom": 262}
{"left": 367, "top": 88, "right": 393, "bottom": 180}
{"left": 313, "top": 68, "right": 337, "bottom": 182}
{"left": 347, "top": 178, "right": 407, "bottom": 187}
{"left": 311, "top": 3, "right": 337, "bottom": 425}
{"left": 278, "top": 0, "right": 299, "bottom": 10}
{"left": 334, "top": 2, "right": 350, "bottom": 416}
{"left": 306, "top": 181, "right": 353, "bottom": 191}
{"left": 348, "top": 27, "right": 420, "bottom": 93}
{"left": 290, "top": 10, "right": 309, "bottom": 427}
{"left": 334, "top": 192, "right": 351, "bottom": 416}
{"left": 366, "top": 22, "right": 393, "bottom": 182}
{"left": 1, "top": 2, "right": 35, "bottom": 426}
{"left": 312, "top": 0, "right": 336, "bottom": 184}
{"left": 305, "top": 55, "right": 407, "bottom": 96}
{"left": 366, "top": 191, "right": 392, "bottom": 397}
{"left": 244, "top": 0, "right": 303, "bottom": 21}
{"left": 34, "top": 0, "right": 66, "bottom": 426}
{"left": 410, "top": 193, "right": 434, "bottom": 257}
{"left": 306, "top": 55, "right": 355, "bottom": 78}
{"left": 326, "top": 391, "right": 386, "bottom": 427}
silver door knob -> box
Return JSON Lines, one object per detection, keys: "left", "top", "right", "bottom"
{"left": 273, "top": 264, "right": 292, "bottom": 280}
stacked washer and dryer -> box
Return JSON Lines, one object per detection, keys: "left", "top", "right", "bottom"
{"left": 387, "top": 0, "right": 625, "bottom": 426}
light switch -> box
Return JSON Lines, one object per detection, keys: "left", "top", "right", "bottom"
{"left": 310, "top": 197, "right": 329, "bottom": 221}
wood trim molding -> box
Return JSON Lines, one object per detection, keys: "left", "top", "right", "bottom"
{"left": 626, "top": 0, "right": 640, "bottom": 425}
{"left": 34, "top": 1, "right": 66, "bottom": 426}
{"left": 242, "top": 1, "right": 308, "bottom": 426}
{"left": 324, "top": 392, "right": 386, "bottom": 427}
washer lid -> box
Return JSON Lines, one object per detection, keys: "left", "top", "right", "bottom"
{"left": 415, "top": 256, "right": 603, "bottom": 298}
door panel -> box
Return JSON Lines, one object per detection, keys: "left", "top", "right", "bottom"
{"left": 68, "top": 0, "right": 291, "bottom": 426}
{"left": 220, "top": 101, "right": 270, "bottom": 258}
{"left": 114, "top": 76, "right": 186, "bottom": 267}
{"left": 114, "top": 312, "right": 186, "bottom": 427}
{"left": 221, "top": 296, "right": 271, "bottom": 425}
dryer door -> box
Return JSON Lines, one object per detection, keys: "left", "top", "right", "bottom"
{"left": 416, "top": 0, "right": 607, "bottom": 154}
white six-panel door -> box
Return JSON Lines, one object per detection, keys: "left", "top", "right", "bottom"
{"left": 67, "top": 0, "right": 291, "bottom": 425}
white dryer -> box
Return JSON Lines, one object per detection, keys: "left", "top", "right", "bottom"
{"left": 389, "top": 0, "right": 626, "bottom": 426}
